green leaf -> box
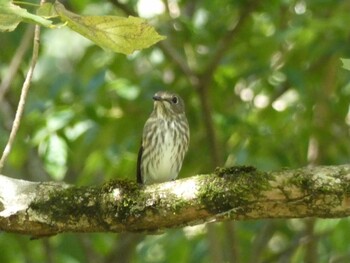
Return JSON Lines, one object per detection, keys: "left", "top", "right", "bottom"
{"left": 43, "top": 133, "right": 68, "bottom": 181}
{"left": 0, "top": 2, "right": 52, "bottom": 32}
{"left": 36, "top": 2, "right": 58, "bottom": 18}
{"left": 0, "top": 13, "right": 21, "bottom": 31}
{"left": 341, "top": 58, "right": 350, "bottom": 71}
{"left": 0, "top": 3, "right": 22, "bottom": 31}
{"left": 107, "top": 78, "right": 140, "bottom": 100}
{"left": 54, "top": 1, "right": 166, "bottom": 55}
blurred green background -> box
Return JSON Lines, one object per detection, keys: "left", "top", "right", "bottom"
{"left": 1, "top": 0, "right": 350, "bottom": 262}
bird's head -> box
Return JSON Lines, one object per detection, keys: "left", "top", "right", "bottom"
{"left": 152, "top": 91, "right": 186, "bottom": 117}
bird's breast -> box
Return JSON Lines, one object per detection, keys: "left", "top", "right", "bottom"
{"left": 142, "top": 119, "right": 185, "bottom": 183}
{"left": 152, "top": 121, "right": 178, "bottom": 179}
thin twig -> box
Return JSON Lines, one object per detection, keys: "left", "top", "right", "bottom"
{"left": 203, "top": 2, "right": 259, "bottom": 79}
{"left": 158, "top": 41, "right": 198, "bottom": 84}
{"left": 0, "top": 26, "right": 34, "bottom": 101}
{"left": 108, "top": 0, "right": 197, "bottom": 85}
{"left": 0, "top": 24, "right": 41, "bottom": 172}
{"left": 249, "top": 221, "right": 277, "bottom": 263}
{"left": 196, "top": 1, "right": 261, "bottom": 168}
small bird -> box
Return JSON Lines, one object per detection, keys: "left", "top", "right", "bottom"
{"left": 137, "top": 91, "right": 190, "bottom": 185}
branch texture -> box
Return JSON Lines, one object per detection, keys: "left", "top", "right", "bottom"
{"left": 1, "top": 165, "right": 350, "bottom": 237}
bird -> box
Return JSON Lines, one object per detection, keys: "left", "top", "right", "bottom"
{"left": 137, "top": 91, "right": 190, "bottom": 185}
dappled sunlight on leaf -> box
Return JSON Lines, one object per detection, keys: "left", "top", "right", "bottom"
{"left": 36, "top": 2, "right": 58, "bottom": 18}
{"left": 341, "top": 58, "right": 350, "bottom": 71}
{"left": 0, "top": 2, "right": 52, "bottom": 32}
{"left": 107, "top": 78, "right": 140, "bottom": 100}
{"left": 41, "top": 133, "right": 68, "bottom": 181}
{"left": 54, "top": 1, "right": 166, "bottom": 55}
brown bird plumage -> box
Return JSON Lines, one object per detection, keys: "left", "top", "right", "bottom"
{"left": 137, "top": 91, "right": 190, "bottom": 184}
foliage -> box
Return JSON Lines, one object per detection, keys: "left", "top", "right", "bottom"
{"left": 341, "top": 58, "right": 350, "bottom": 71}
{"left": 1, "top": 0, "right": 350, "bottom": 262}
{"left": 0, "top": 0, "right": 164, "bottom": 54}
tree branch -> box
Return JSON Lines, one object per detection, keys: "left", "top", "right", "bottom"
{"left": 1, "top": 165, "right": 350, "bottom": 237}
{"left": 202, "top": 1, "right": 260, "bottom": 79}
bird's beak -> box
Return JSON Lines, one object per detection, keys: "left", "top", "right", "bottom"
{"left": 153, "top": 95, "right": 163, "bottom": 101}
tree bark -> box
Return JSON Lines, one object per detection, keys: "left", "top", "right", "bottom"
{"left": 1, "top": 165, "right": 350, "bottom": 237}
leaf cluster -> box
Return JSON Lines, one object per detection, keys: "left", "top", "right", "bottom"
{"left": 0, "top": 0, "right": 164, "bottom": 54}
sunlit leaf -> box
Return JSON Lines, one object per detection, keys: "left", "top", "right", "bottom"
{"left": 43, "top": 133, "right": 68, "bottom": 181}
{"left": 46, "top": 110, "right": 74, "bottom": 131}
{"left": 65, "top": 120, "right": 94, "bottom": 141}
{"left": 0, "top": 13, "right": 21, "bottom": 31}
{"left": 0, "top": 3, "right": 22, "bottom": 31}
{"left": 0, "top": 2, "right": 52, "bottom": 32}
{"left": 108, "top": 78, "right": 140, "bottom": 100}
{"left": 341, "top": 58, "right": 350, "bottom": 71}
{"left": 54, "top": 1, "right": 166, "bottom": 55}
{"left": 36, "top": 2, "right": 58, "bottom": 18}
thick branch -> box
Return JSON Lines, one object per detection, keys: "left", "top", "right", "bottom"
{"left": 1, "top": 165, "right": 350, "bottom": 237}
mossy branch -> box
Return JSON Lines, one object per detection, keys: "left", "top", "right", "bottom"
{"left": 1, "top": 165, "right": 350, "bottom": 237}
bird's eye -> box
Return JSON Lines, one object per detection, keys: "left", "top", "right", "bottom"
{"left": 171, "top": 96, "right": 178, "bottom": 104}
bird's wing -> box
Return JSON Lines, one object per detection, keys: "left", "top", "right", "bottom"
{"left": 136, "top": 144, "right": 143, "bottom": 184}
